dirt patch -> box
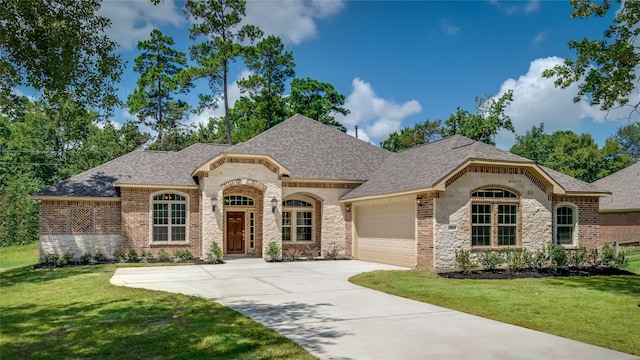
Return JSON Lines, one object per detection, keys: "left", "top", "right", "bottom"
{"left": 439, "top": 266, "right": 637, "bottom": 280}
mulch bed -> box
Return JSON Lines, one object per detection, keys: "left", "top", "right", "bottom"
{"left": 439, "top": 266, "right": 637, "bottom": 279}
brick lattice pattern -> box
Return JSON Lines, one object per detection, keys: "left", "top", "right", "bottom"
{"left": 39, "top": 200, "right": 121, "bottom": 235}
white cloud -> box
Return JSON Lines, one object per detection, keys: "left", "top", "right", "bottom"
{"left": 490, "top": 0, "right": 539, "bottom": 15}
{"left": 347, "top": 127, "right": 372, "bottom": 144}
{"left": 187, "top": 70, "right": 250, "bottom": 125}
{"left": 336, "top": 78, "right": 422, "bottom": 142}
{"left": 493, "top": 56, "right": 640, "bottom": 149}
{"left": 98, "top": 0, "right": 184, "bottom": 50}
{"left": 440, "top": 19, "right": 460, "bottom": 36}
{"left": 244, "top": 0, "right": 345, "bottom": 44}
{"left": 532, "top": 30, "right": 548, "bottom": 45}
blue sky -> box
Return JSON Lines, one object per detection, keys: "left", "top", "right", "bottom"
{"left": 94, "top": 0, "right": 639, "bottom": 150}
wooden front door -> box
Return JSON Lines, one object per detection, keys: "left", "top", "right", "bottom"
{"left": 226, "top": 212, "right": 245, "bottom": 254}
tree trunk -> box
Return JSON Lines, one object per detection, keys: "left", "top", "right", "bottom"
{"left": 223, "top": 59, "right": 232, "bottom": 144}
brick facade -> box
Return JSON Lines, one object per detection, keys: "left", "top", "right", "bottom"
{"left": 39, "top": 200, "right": 121, "bottom": 235}
{"left": 552, "top": 196, "right": 600, "bottom": 251}
{"left": 222, "top": 185, "right": 264, "bottom": 256}
{"left": 281, "top": 192, "right": 323, "bottom": 254}
{"left": 600, "top": 211, "right": 640, "bottom": 242}
{"left": 416, "top": 197, "right": 435, "bottom": 268}
{"left": 120, "top": 187, "right": 201, "bottom": 258}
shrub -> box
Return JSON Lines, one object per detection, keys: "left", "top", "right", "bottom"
{"left": 599, "top": 244, "right": 627, "bottom": 268}
{"left": 44, "top": 253, "right": 59, "bottom": 266}
{"left": 140, "top": 250, "right": 153, "bottom": 263}
{"left": 92, "top": 251, "right": 107, "bottom": 263}
{"left": 303, "top": 245, "right": 320, "bottom": 260}
{"left": 284, "top": 247, "right": 302, "bottom": 261}
{"left": 112, "top": 250, "right": 126, "bottom": 263}
{"left": 479, "top": 250, "right": 503, "bottom": 271}
{"left": 80, "top": 252, "right": 92, "bottom": 264}
{"left": 548, "top": 244, "right": 568, "bottom": 269}
{"left": 530, "top": 246, "right": 549, "bottom": 270}
{"left": 174, "top": 250, "right": 193, "bottom": 263}
{"left": 127, "top": 249, "right": 138, "bottom": 263}
{"left": 504, "top": 249, "right": 526, "bottom": 271}
{"left": 266, "top": 241, "right": 281, "bottom": 262}
{"left": 521, "top": 248, "right": 535, "bottom": 270}
{"left": 323, "top": 241, "right": 344, "bottom": 260}
{"left": 157, "top": 249, "right": 170, "bottom": 262}
{"left": 206, "top": 242, "right": 224, "bottom": 263}
{"left": 454, "top": 248, "right": 478, "bottom": 275}
{"left": 56, "top": 252, "right": 73, "bottom": 267}
{"left": 567, "top": 247, "right": 588, "bottom": 267}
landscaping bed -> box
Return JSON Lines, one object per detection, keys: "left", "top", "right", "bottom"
{"left": 439, "top": 266, "right": 637, "bottom": 279}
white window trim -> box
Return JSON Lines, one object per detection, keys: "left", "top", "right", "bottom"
{"left": 149, "top": 190, "right": 190, "bottom": 245}
{"left": 554, "top": 203, "right": 578, "bottom": 248}
{"left": 282, "top": 198, "right": 315, "bottom": 243}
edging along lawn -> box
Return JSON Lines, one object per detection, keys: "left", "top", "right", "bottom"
{"left": 350, "top": 269, "right": 640, "bottom": 356}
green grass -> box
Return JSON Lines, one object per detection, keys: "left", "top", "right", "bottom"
{"left": 628, "top": 258, "right": 640, "bottom": 275}
{"left": 0, "top": 242, "right": 39, "bottom": 270}
{"left": 351, "top": 269, "right": 640, "bottom": 356}
{"left": 0, "top": 244, "right": 315, "bottom": 359}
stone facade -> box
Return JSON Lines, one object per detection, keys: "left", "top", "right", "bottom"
{"left": 600, "top": 212, "right": 640, "bottom": 242}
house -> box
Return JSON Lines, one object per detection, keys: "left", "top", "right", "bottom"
{"left": 592, "top": 162, "right": 640, "bottom": 243}
{"left": 33, "top": 114, "right": 610, "bottom": 270}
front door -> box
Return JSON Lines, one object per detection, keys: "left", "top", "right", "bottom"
{"left": 226, "top": 212, "right": 245, "bottom": 254}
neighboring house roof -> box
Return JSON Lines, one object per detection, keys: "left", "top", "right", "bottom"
{"left": 342, "top": 135, "right": 607, "bottom": 200}
{"left": 592, "top": 162, "right": 640, "bottom": 211}
{"left": 33, "top": 143, "right": 230, "bottom": 198}
{"left": 538, "top": 166, "right": 606, "bottom": 195}
{"left": 224, "top": 114, "right": 390, "bottom": 181}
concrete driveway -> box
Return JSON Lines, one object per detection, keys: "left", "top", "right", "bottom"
{"left": 110, "top": 259, "right": 637, "bottom": 360}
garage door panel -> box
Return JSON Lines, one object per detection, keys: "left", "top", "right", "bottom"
{"left": 356, "top": 201, "right": 416, "bottom": 267}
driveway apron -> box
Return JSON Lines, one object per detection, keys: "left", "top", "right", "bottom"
{"left": 110, "top": 260, "right": 637, "bottom": 360}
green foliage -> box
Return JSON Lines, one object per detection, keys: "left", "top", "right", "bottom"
{"left": 567, "top": 247, "right": 589, "bottom": 267}
{"left": 614, "top": 122, "right": 640, "bottom": 161}
{"left": 174, "top": 250, "right": 193, "bottom": 263}
{"left": 112, "top": 251, "right": 126, "bottom": 263}
{"left": 127, "top": 250, "right": 139, "bottom": 263}
{"left": 185, "top": 0, "right": 263, "bottom": 144}
{"left": 80, "top": 252, "right": 93, "bottom": 265}
{"left": 284, "top": 247, "right": 302, "bottom": 262}
{"left": 140, "top": 250, "right": 153, "bottom": 263}
{"left": 322, "top": 241, "right": 344, "bottom": 260}
{"left": 479, "top": 250, "right": 504, "bottom": 271}
{"left": 92, "top": 251, "right": 106, "bottom": 263}
{"left": 206, "top": 241, "right": 224, "bottom": 264}
{"left": 0, "top": 0, "right": 123, "bottom": 113}
{"left": 56, "top": 252, "right": 73, "bottom": 267}
{"left": 44, "top": 253, "right": 59, "bottom": 266}
{"left": 548, "top": 244, "right": 568, "bottom": 270}
{"left": 266, "top": 241, "right": 282, "bottom": 261}
{"left": 543, "top": 0, "right": 640, "bottom": 113}
{"left": 287, "top": 77, "right": 350, "bottom": 131}
{"left": 441, "top": 91, "right": 514, "bottom": 145}
{"left": 599, "top": 243, "right": 627, "bottom": 268}
{"left": 382, "top": 120, "right": 442, "bottom": 152}
{"left": 504, "top": 249, "right": 527, "bottom": 271}
{"left": 157, "top": 249, "right": 170, "bottom": 263}
{"left": 454, "top": 248, "right": 478, "bottom": 275}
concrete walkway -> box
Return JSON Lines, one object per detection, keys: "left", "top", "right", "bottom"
{"left": 110, "top": 260, "right": 637, "bottom": 360}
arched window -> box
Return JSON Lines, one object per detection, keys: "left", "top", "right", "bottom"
{"left": 152, "top": 193, "right": 187, "bottom": 242}
{"left": 223, "top": 195, "right": 254, "bottom": 206}
{"left": 470, "top": 188, "right": 519, "bottom": 247}
{"left": 556, "top": 206, "right": 575, "bottom": 245}
{"left": 282, "top": 199, "right": 313, "bottom": 242}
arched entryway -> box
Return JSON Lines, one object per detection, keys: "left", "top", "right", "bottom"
{"left": 220, "top": 179, "right": 266, "bottom": 256}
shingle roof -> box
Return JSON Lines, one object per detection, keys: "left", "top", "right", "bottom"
{"left": 538, "top": 166, "right": 606, "bottom": 194}
{"left": 34, "top": 143, "right": 230, "bottom": 198}
{"left": 341, "top": 135, "right": 533, "bottom": 200}
{"left": 227, "top": 114, "right": 390, "bottom": 180}
{"left": 592, "top": 162, "right": 640, "bottom": 211}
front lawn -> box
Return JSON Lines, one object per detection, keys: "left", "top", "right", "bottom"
{"left": 351, "top": 269, "right": 640, "bottom": 356}
{"left": 0, "top": 244, "right": 315, "bottom": 359}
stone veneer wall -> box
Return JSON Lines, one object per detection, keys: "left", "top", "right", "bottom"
{"left": 599, "top": 212, "right": 640, "bottom": 242}
{"left": 39, "top": 200, "right": 121, "bottom": 259}
{"left": 552, "top": 196, "right": 600, "bottom": 250}
{"left": 120, "top": 187, "right": 201, "bottom": 258}
{"left": 434, "top": 171, "right": 552, "bottom": 270}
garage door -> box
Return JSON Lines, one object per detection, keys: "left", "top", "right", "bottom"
{"left": 355, "top": 201, "right": 416, "bottom": 267}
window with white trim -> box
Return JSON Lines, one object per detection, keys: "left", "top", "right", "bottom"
{"left": 471, "top": 188, "right": 519, "bottom": 247}
{"left": 152, "top": 193, "right": 187, "bottom": 242}
{"left": 282, "top": 199, "right": 313, "bottom": 242}
{"left": 556, "top": 206, "right": 575, "bottom": 245}
{"left": 223, "top": 195, "right": 254, "bottom": 206}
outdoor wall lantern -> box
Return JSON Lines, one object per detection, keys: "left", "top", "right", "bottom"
{"left": 211, "top": 195, "right": 218, "bottom": 211}
{"left": 345, "top": 204, "right": 351, "bottom": 213}
{"left": 271, "top": 197, "right": 278, "bottom": 212}
{"left": 416, "top": 195, "right": 422, "bottom": 205}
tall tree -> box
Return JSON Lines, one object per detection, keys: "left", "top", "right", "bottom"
{"left": 287, "top": 77, "right": 350, "bottom": 132}
{"left": 543, "top": 0, "right": 640, "bottom": 114}
{"left": 127, "top": 29, "right": 190, "bottom": 150}
{"left": 184, "top": 0, "right": 263, "bottom": 144}
{"left": 0, "top": 0, "right": 122, "bottom": 113}
{"left": 442, "top": 91, "right": 514, "bottom": 145}
{"left": 613, "top": 122, "right": 640, "bottom": 161}
{"left": 382, "top": 120, "right": 442, "bottom": 152}
{"left": 238, "top": 35, "right": 295, "bottom": 129}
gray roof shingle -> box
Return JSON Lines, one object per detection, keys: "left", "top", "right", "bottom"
{"left": 592, "top": 162, "right": 640, "bottom": 211}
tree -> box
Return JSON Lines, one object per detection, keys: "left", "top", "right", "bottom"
{"left": 287, "top": 78, "right": 350, "bottom": 131}
{"left": 184, "top": 0, "right": 263, "bottom": 144}
{"left": 442, "top": 91, "right": 514, "bottom": 145}
{"left": 127, "top": 29, "right": 190, "bottom": 150}
{"left": 0, "top": 0, "right": 122, "bottom": 113}
{"left": 613, "top": 122, "right": 640, "bottom": 161}
{"left": 543, "top": 1, "right": 640, "bottom": 115}
{"left": 382, "top": 120, "right": 442, "bottom": 152}
{"left": 238, "top": 35, "right": 295, "bottom": 129}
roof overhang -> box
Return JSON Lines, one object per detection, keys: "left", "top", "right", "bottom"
{"left": 341, "top": 188, "right": 440, "bottom": 203}
{"left": 31, "top": 195, "right": 121, "bottom": 202}
{"left": 600, "top": 208, "right": 640, "bottom": 213}
{"left": 191, "top": 153, "right": 290, "bottom": 177}
{"left": 113, "top": 183, "right": 200, "bottom": 190}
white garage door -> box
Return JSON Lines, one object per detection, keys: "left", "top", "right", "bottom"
{"left": 355, "top": 201, "right": 416, "bottom": 267}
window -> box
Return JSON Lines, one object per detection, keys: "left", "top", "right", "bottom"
{"left": 470, "top": 188, "right": 519, "bottom": 247}
{"left": 556, "top": 206, "right": 575, "bottom": 245}
{"left": 249, "top": 212, "right": 255, "bottom": 248}
{"left": 223, "top": 195, "right": 254, "bottom": 206}
{"left": 152, "top": 193, "right": 187, "bottom": 242}
{"left": 282, "top": 199, "right": 313, "bottom": 242}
